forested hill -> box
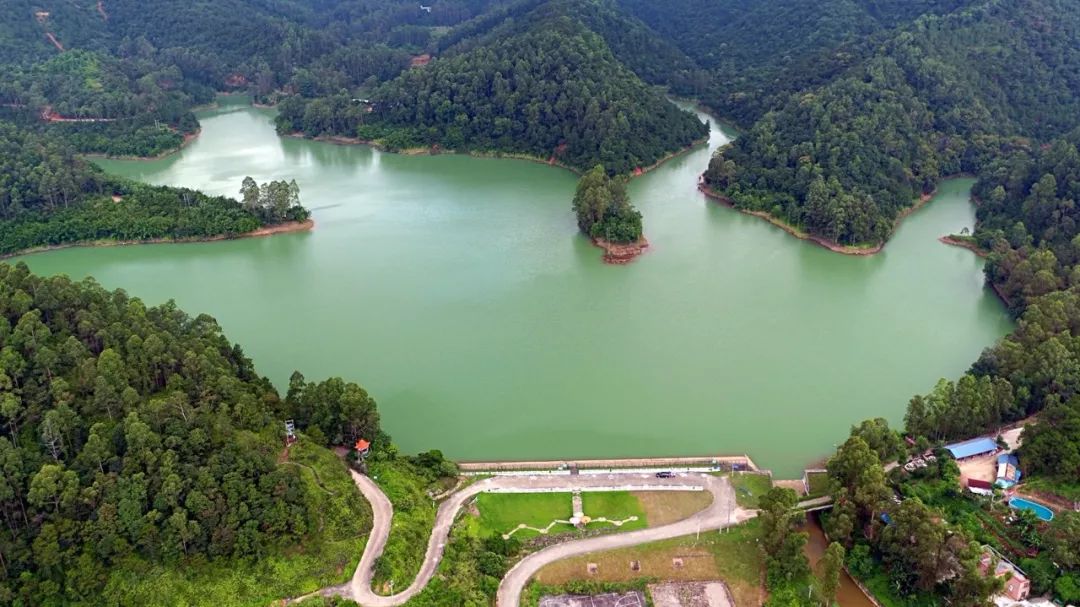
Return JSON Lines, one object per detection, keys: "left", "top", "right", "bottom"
{"left": 0, "top": 262, "right": 384, "bottom": 600}
{"left": 0, "top": 262, "right": 385, "bottom": 604}
{"left": 279, "top": 13, "right": 707, "bottom": 174}
{"left": 703, "top": 0, "right": 1080, "bottom": 247}
{"left": 0, "top": 0, "right": 710, "bottom": 170}
{"left": 618, "top": 0, "right": 972, "bottom": 127}
{"left": 0, "top": 125, "right": 309, "bottom": 255}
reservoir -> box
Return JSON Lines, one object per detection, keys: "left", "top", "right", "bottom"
{"left": 15, "top": 97, "right": 1013, "bottom": 477}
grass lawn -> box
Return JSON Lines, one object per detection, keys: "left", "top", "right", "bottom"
{"left": 474, "top": 491, "right": 652, "bottom": 540}
{"left": 633, "top": 491, "right": 713, "bottom": 526}
{"left": 475, "top": 492, "right": 575, "bottom": 538}
{"left": 102, "top": 439, "right": 369, "bottom": 606}
{"left": 581, "top": 491, "right": 647, "bottom": 532}
{"left": 731, "top": 473, "right": 773, "bottom": 508}
{"left": 806, "top": 471, "right": 830, "bottom": 498}
{"left": 534, "top": 519, "right": 765, "bottom": 607}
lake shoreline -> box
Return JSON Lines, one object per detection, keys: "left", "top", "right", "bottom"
{"left": 593, "top": 236, "right": 649, "bottom": 264}
{"left": 937, "top": 236, "right": 1016, "bottom": 307}
{"left": 1, "top": 219, "right": 314, "bottom": 260}
{"left": 939, "top": 235, "right": 988, "bottom": 257}
{"left": 282, "top": 131, "right": 704, "bottom": 179}
{"left": 80, "top": 128, "right": 202, "bottom": 162}
{"left": 697, "top": 183, "right": 884, "bottom": 256}
{"left": 698, "top": 181, "right": 948, "bottom": 257}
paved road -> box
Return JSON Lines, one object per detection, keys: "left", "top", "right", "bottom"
{"left": 496, "top": 475, "right": 753, "bottom": 607}
{"left": 312, "top": 471, "right": 753, "bottom": 606}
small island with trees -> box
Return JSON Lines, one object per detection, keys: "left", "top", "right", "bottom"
{"left": 573, "top": 165, "right": 647, "bottom": 263}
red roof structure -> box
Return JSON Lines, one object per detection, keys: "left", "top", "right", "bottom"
{"left": 354, "top": 439, "right": 370, "bottom": 452}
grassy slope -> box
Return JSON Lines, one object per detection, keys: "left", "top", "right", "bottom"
{"left": 367, "top": 460, "right": 439, "bottom": 594}
{"left": 1024, "top": 477, "right": 1080, "bottom": 502}
{"left": 633, "top": 491, "right": 714, "bottom": 526}
{"left": 806, "top": 471, "right": 831, "bottom": 498}
{"left": 103, "top": 439, "right": 370, "bottom": 606}
{"left": 731, "top": 473, "right": 773, "bottom": 508}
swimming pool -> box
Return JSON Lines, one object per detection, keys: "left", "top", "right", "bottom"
{"left": 1009, "top": 497, "right": 1055, "bottom": 521}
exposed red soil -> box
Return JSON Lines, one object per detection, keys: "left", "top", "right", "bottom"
{"left": 410, "top": 53, "right": 432, "bottom": 67}
{"left": 939, "top": 235, "right": 987, "bottom": 257}
{"left": 698, "top": 183, "right": 883, "bottom": 256}
{"left": 41, "top": 106, "right": 117, "bottom": 123}
{"left": 246, "top": 219, "right": 315, "bottom": 237}
{"left": 593, "top": 236, "right": 649, "bottom": 264}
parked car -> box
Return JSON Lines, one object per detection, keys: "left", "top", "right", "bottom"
{"left": 656, "top": 471, "right": 675, "bottom": 478}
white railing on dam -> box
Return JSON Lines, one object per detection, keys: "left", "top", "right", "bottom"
{"left": 482, "top": 484, "right": 705, "bottom": 493}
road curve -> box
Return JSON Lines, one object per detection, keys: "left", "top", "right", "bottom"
{"left": 317, "top": 471, "right": 753, "bottom": 607}
{"left": 496, "top": 475, "right": 753, "bottom": 607}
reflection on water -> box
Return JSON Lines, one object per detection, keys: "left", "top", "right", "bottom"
{"left": 20, "top": 101, "right": 1014, "bottom": 477}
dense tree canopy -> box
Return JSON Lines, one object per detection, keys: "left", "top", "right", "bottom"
{"left": 572, "top": 165, "right": 642, "bottom": 244}
{"left": 0, "top": 262, "right": 381, "bottom": 603}
{"left": 0, "top": 122, "right": 308, "bottom": 255}
{"left": 821, "top": 426, "right": 1001, "bottom": 607}
{"left": 703, "top": 0, "right": 1080, "bottom": 247}
{"left": 619, "top": 0, "right": 969, "bottom": 126}
{"left": 0, "top": 0, "right": 712, "bottom": 166}
{"left": 278, "top": 13, "right": 707, "bottom": 174}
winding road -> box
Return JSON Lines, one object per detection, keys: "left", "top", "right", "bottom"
{"left": 309, "top": 470, "right": 755, "bottom": 607}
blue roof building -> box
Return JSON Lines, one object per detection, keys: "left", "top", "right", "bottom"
{"left": 996, "top": 453, "right": 1021, "bottom": 488}
{"left": 944, "top": 437, "right": 999, "bottom": 460}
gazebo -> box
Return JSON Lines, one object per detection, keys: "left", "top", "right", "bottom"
{"left": 354, "top": 438, "right": 371, "bottom": 458}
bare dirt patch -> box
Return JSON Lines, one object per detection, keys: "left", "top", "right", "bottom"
{"left": 246, "top": 219, "right": 315, "bottom": 237}
{"left": 771, "top": 479, "right": 805, "bottom": 495}
{"left": 593, "top": 236, "right": 649, "bottom": 264}
{"left": 539, "top": 592, "right": 646, "bottom": 607}
{"left": 634, "top": 491, "right": 714, "bottom": 527}
{"left": 650, "top": 581, "right": 734, "bottom": 607}
{"left": 537, "top": 544, "right": 717, "bottom": 587}
{"left": 958, "top": 454, "right": 998, "bottom": 486}
{"left": 534, "top": 528, "right": 763, "bottom": 607}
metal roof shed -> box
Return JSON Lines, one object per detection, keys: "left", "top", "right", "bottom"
{"left": 945, "top": 437, "right": 998, "bottom": 459}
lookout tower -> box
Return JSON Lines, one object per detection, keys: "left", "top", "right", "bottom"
{"left": 284, "top": 420, "right": 297, "bottom": 446}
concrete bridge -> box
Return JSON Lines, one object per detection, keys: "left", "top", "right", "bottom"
{"left": 797, "top": 495, "right": 834, "bottom": 512}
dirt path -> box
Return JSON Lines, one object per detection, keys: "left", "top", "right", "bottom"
{"left": 304, "top": 472, "right": 751, "bottom": 607}
{"left": 97, "top": 0, "right": 108, "bottom": 20}
{"left": 41, "top": 106, "right": 117, "bottom": 123}
{"left": 45, "top": 32, "right": 64, "bottom": 51}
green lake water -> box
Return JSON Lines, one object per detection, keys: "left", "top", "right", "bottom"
{"left": 15, "top": 98, "right": 1014, "bottom": 477}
